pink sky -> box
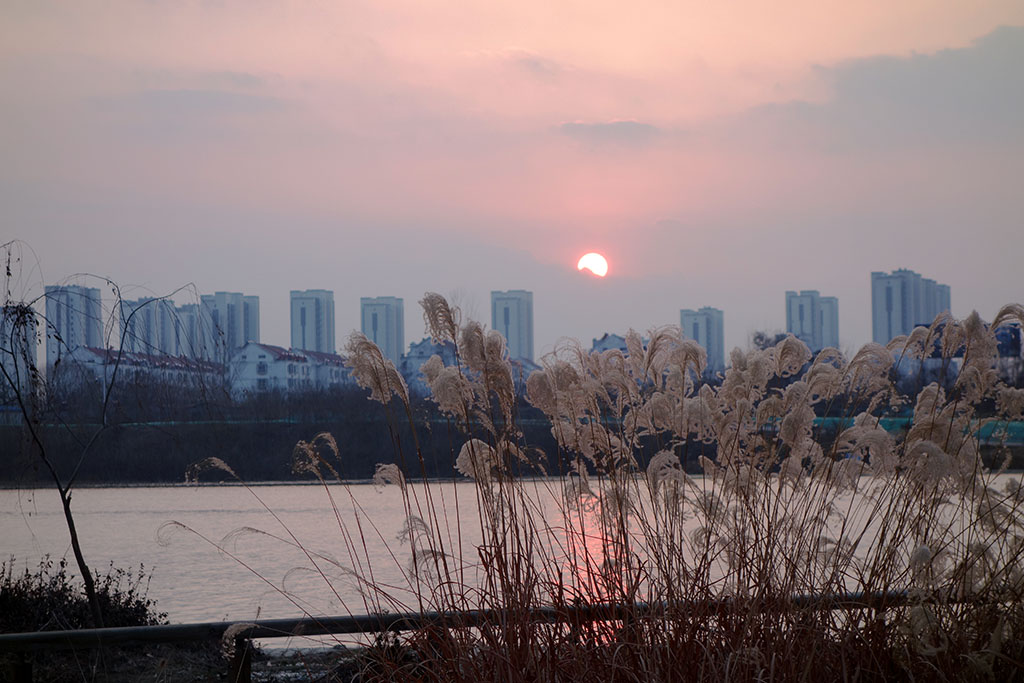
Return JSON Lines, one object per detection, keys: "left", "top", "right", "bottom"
{"left": 3, "top": 1, "right": 1023, "bottom": 356}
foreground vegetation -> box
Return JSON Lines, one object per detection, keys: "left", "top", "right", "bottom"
{"left": 274, "top": 296, "right": 1024, "bottom": 682}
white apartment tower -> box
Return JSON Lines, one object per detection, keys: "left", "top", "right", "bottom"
{"left": 1, "top": 304, "right": 39, "bottom": 401}
{"left": 44, "top": 285, "right": 103, "bottom": 369}
{"left": 785, "top": 290, "right": 839, "bottom": 352}
{"left": 200, "top": 292, "right": 260, "bottom": 361}
{"left": 121, "top": 297, "right": 178, "bottom": 356}
{"left": 680, "top": 307, "right": 725, "bottom": 373}
{"left": 491, "top": 290, "right": 534, "bottom": 362}
{"left": 174, "top": 303, "right": 217, "bottom": 361}
{"left": 361, "top": 296, "right": 404, "bottom": 365}
{"left": 871, "top": 269, "right": 951, "bottom": 343}
{"left": 290, "top": 289, "right": 336, "bottom": 353}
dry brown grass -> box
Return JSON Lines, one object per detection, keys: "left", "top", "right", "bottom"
{"left": 304, "top": 298, "right": 1024, "bottom": 682}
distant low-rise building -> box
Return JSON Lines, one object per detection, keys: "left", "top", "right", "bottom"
{"left": 401, "top": 337, "right": 458, "bottom": 394}
{"left": 229, "top": 343, "right": 352, "bottom": 397}
{"left": 53, "top": 346, "right": 223, "bottom": 396}
{"left": 230, "top": 343, "right": 311, "bottom": 396}
{"left": 592, "top": 333, "right": 629, "bottom": 354}
{"left": 303, "top": 349, "right": 352, "bottom": 390}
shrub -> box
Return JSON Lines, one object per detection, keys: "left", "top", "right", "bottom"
{"left": 0, "top": 556, "right": 166, "bottom": 633}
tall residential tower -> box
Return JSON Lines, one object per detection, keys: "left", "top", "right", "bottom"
{"left": 44, "top": 285, "right": 103, "bottom": 369}
{"left": 200, "top": 291, "right": 260, "bottom": 361}
{"left": 680, "top": 307, "right": 725, "bottom": 373}
{"left": 361, "top": 296, "right": 404, "bottom": 365}
{"left": 871, "top": 270, "right": 951, "bottom": 343}
{"left": 491, "top": 290, "right": 534, "bottom": 362}
{"left": 785, "top": 290, "right": 839, "bottom": 352}
{"left": 290, "top": 289, "right": 335, "bottom": 353}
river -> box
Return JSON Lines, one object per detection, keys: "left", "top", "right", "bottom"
{"left": 0, "top": 481, "right": 563, "bottom": 625}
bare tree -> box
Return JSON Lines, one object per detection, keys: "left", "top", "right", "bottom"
{"left": 1, "top": 240, "right": 214, "bottom": 627}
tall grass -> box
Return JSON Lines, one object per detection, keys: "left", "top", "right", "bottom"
{"left": 295, "top": 297, "right": 1024, "bottom": 681}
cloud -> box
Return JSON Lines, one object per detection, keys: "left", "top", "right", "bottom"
{"left": 736, "top": 25, "right": 1024, "bottom": 150}
{"left": 505, "top": 50, "right": 564, "bottom": 80}
{"left": 88, "top": 88, "right": 288, "bottom": 143}
{"left": 559, "top": 120, "right": 661, "bottom": 146}
{"left": 109, "top": 89, "right": 286, "bottom": 115}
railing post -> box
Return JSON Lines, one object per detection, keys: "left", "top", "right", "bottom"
{"left": 228, "top": 636, "right": 252, "bottom": 683}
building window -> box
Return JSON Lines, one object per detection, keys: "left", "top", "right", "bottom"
{"left": 288, "top": 363, "right": 296, "bottom": 375}
{"left": 257, "top": 362, "right": 268, "bottom": 375}
{"left": 257, "top": 378, "right": 267, "bottom": 390}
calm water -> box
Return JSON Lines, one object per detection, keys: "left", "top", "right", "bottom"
{"left": 0, "top": 482, "right": 563, "bottom": 624}
{"left": 5, "top": 475, "right": 1020, "bottom": 629}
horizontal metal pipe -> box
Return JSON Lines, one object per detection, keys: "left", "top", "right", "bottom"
{"left": 0, "top": 591, "right": 915, "bottom": 654}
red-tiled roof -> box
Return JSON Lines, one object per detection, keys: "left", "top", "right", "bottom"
{"left": 301, "top": 349, "right": 346, "bottom": 365}
{"left": 253, "top": 343, "right": 307, "bottom": 362}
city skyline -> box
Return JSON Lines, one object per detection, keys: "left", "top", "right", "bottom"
{"left": 32, "top": 268, "right": 961, "bottom": 369}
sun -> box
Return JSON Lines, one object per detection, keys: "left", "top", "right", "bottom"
{"left": 577, "top": 252, "right": 609, "bottom": 277}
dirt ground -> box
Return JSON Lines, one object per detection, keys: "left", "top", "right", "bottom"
{"left": 1, "top": 644, "right": 360, "bottom": 682}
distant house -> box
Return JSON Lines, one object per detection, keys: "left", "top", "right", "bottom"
{"left": 54, "top": 346, "right": 223, "bottom": 395}
{"left": 401, "top": 337, "right": 457, "bottom": 394}
{"left": 229, "top": 343, "right": 354, "bottom": 397}
{"left": 591, "top": 333, "right": 629, "bottom": 354}
{"left": 230, "top": 343, "right": 311, "bottom": 397}
{"left": 303, "top": 349, "right": 354, "bottom": 390}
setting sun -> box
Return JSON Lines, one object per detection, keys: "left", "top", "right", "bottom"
{"left": 577, "top": 252, "right": 609, "bottom": 277}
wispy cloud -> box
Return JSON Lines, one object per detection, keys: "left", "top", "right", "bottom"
{"left": 559, "top": 120, "right": 661, "bottom": 146}
{"left": 733, "top": 25, "right": 1024, "bottom": 150}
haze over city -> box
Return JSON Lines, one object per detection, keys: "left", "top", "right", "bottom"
{"left": 3, "top": 1, "right": 1022, "bottom": 357}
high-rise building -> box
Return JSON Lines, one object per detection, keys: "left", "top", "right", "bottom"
{"left": 785, "top": 290, "right": 839, "bottom": 352}
{"left": 200, "top": 292, "right": 260, "bottom": 361}
{"left": 1, "top": 304, "right": 39, "bottom": 401}
{"left": 491, "top": 290, "right": 534, "bottom": 362}
{"left": 871, "top": 270, "right": 951, "bottom": 343}
{"left": 290, "top": 289, "right": 335, "bottom": 353}
{"left": 121, "top": 297, "right": 177, "bottom": 356}
{"left": 680, "top": 307, "right": 725, "bottom": 373}
{"left": 174, "top": 303, "right": 217, "bottom": 361}
{"left": 361, "top": 296, "right": 404, "bottom": 365}
{"left": 44, "top": 285, "right": 103, "bottom": 369}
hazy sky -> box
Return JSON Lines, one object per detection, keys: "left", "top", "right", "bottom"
{"left": 3, "top": 1, "right": 1022, "bottom": 357}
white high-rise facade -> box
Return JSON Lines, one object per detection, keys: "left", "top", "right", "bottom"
{"left": 44, "top": 285, "right": 103, "bottom": 369}
{"left": 174, "top": 303, "right": 217, "bottom": 361}
{"left": 785, "top": 290, "right": 839, "bottom": 352}
{"left": 290, "top": 289, "right": 335, "bottom": 353}
{"left": 121, "top": 297, "right": 178, "bottom": 356}
{"left": 200, "top": 292, "right": 260, "bottom": 361}
{"left": 871, "top": 269, "right": 951, "bottom": 343}
{"left": 680, "top": 307, "right": 725, "bottom": 373}
{"left": 361, "top": 296, "right": 404, "bottom": 365}
{"left": 491, "top": 290, "right": 534, "bottom": 362}
{"left": 1, "top": 304, "right": 39, "bottom": 401}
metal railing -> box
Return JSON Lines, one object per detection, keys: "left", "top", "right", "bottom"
{"left": 0, "top": 592, "right": 912, "bottom": 682}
